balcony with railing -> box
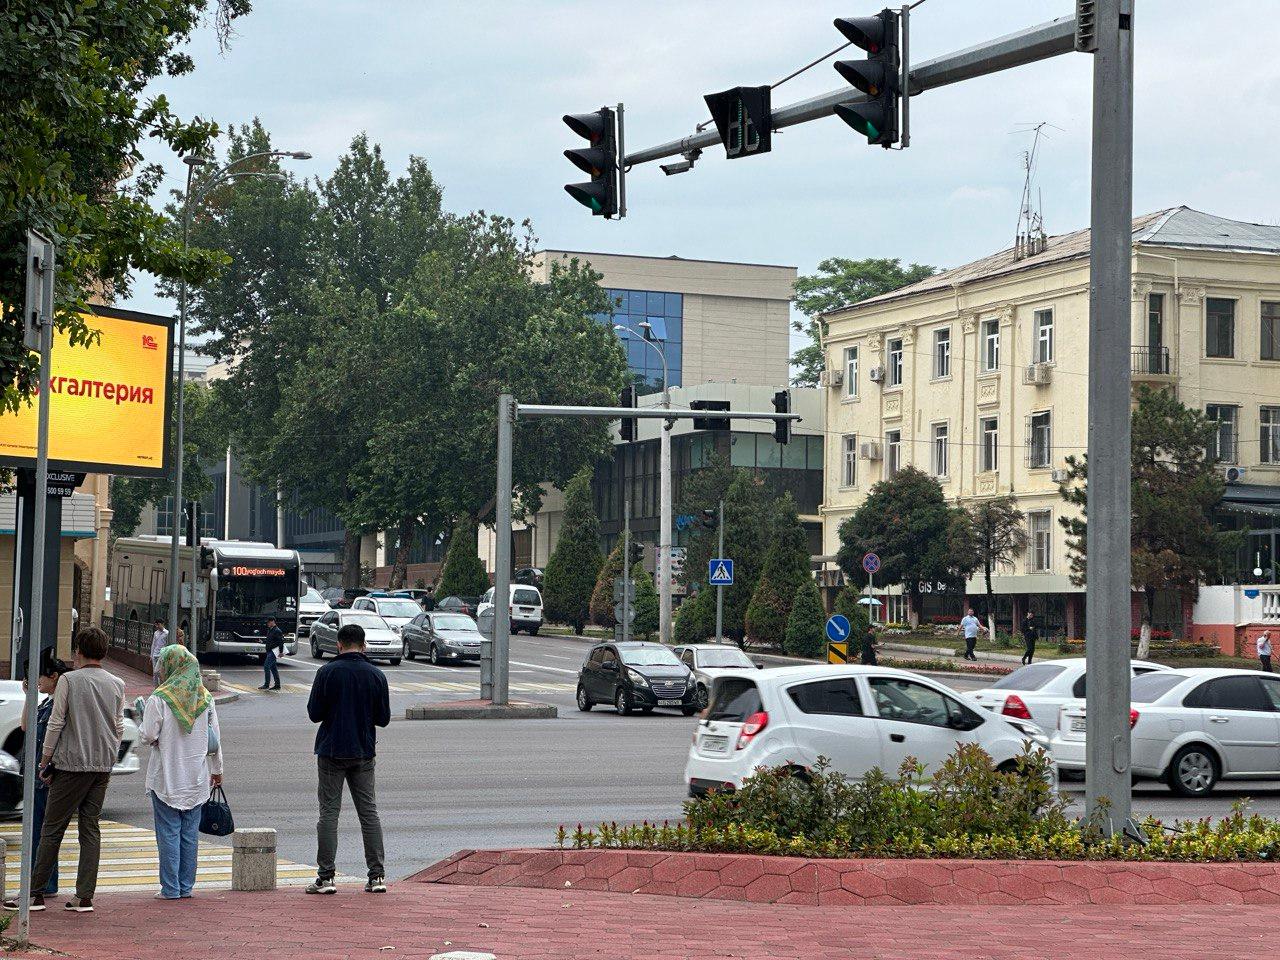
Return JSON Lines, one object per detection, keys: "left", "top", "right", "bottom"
{"left": 1132, "top": 345, "right": 1173, "bottom": 380}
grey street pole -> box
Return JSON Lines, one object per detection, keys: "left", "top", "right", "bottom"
{"left": 190, "top": 498, "right": 201, "bottom": 653}
{"left": 492, "top": 394, "right": 515, "bottom": 706}
{"left": 622, "top": 498, "right": 632, "bottom": 644}
{"left": 659, "top": 385, "right": 672, "bottom": 645}
{"left": 714, "top": 499, "right": 724, "bottom": 644}
{"left": 1084, "top": 0, "right": 1135, "bottom": 833}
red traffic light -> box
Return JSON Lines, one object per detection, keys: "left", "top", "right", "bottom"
{"left": 834, "top": 16, "right": 886, "bottom": 53}
{"left": 563, "top": 112, "right": 607, "bottom": 144}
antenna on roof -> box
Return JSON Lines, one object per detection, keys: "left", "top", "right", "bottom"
{"left": 1010, "top": 121, "right": 1060, "bottom": 260}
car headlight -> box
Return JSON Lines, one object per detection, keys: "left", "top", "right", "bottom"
{"left": 0, "top": 752, "right": 20, "bottom": 775}
{"left": 626, "top": 668, "right": 650, "bottom": 687}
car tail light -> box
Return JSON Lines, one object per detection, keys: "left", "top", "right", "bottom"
{"left": 1001, "top": 695, "right": 1033, "bottom": 721}
{"left": 736, "top": 711, "right": 768, "bottom": 750}
{"left": 1129, "top": 709, "right": 1139, "bottom": 729}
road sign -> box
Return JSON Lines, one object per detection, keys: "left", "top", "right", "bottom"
{"left": 612, "top": 577, "right": 635, "bottom": 603}
{"left": 862, "top": 552, "right": 882, "bottom": 574}
{"left": 708, "top": 558, "right": 734, "bottom": 586}
{"left": 825, "top": 614, "right": 851, "bottom": 644}
{"left": 827, "top": 640, "right": 850, "bottom": 664}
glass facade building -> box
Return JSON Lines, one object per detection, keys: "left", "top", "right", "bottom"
{"left": 597, "top": 289, "right": 683, "bottom": 395}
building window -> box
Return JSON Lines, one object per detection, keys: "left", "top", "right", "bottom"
{"left": 931, "top": 423, "right": 949, "bottom": 477}
{"left": 1263, "top": 302, "right": 1280, "bottom": 362}
{"left": 887, "top": 338, "right": 904, "bottom": 387}
{"left": 602, "top": 288, "right": 684, "bottom": 395}
{"left": 841, "top": 434, "right": 857, "bottom": 487}
{"left": 980, "top": 417, "right": 999, "bottom": 473}
{"left": 1262, "top": 407, "right": 1280, "bottom": 465}
{"left": 844, "top": 346, "right": 858, "bottom": 398}
{"left": 933, "top": 328, "right": 951, "bottom": 379}
{"left": 1034, "top": 308, "right": 1054, "bottom": 364}
{"left": 1206, "top": 297, "right": 1236, "bottom": 359}
{"left": 1028, "top": 511, "right": 1052, "bottom": 573}
{"left": 1027, "top": 411, "right": 1052, "bottom": 468}
{"left": 982, "top": 319, "right": 1000, "bottom": 372}
{"left": 1148, "top": 293, "right": 1164, "bottom": 347}
{"left": 1206, "top": 404, "right": 1238, "bottom": 462}
{"left": 885, "top": 430, "right": 901, "bottom": 478}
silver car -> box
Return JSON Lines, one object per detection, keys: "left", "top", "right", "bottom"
{"left": 309, "top": 610, "right": 403, "bottom": 665}
{"left": 403, "top": 612, "right": 485, "bottom": 665}
{"left": 673, "top": 643, "right": 763, "bottom": 710}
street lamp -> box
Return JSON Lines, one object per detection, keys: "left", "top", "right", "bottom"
{"left": 168, "top": 149, "right": 310, "bottom": 650}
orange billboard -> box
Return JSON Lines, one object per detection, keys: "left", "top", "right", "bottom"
{"left": 0, "top": 306, "right": 173, "bottom": 477}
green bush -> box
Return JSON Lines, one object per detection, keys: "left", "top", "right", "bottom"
{"left": 783, "top": 579, "right": 826, "bottom": 659}
{"left": 589, "top": 544, "right": 625, "bottom": 628}
{"left": 744, "top": 496, "right": 811, "bottom": 646}
{"left": 673, "top": 588, "right": 715, "bottom": 645}
{"left": 436, "top": 518, "right": 489, "bottom": 598}
{"left": 631, "top": 562, "right": 659, "bottom": 639}
{"left": 832, "top": 586, "right": 871, "bottom": 637}
{"left": 542, "top": 469, "right": 602, "bottom": 635}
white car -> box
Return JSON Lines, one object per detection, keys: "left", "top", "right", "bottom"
{"left": 673, "top": 643, "right": 763, "bottom": 710}
{"left": 297, "top": 587, "right": 331, "bottom": 639}
{"left": 0, "top": 681, "right": 141, "bottom": 786}
{"left": 969, "top": 658, "right": 1169, "bottom": 733}
{"left": 684, "top": 665, "right": 1050, "bottom": 796}
{"left": 351, "top": 596, "right": 424, "bottom": 639}
{"left": 1051, "top": 668, "right": 1280, "bottom": 797}
{"left": 477, "top": 585, "right": 543, "bottom": 636}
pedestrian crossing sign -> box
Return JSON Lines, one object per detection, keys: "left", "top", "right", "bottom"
{"left": 708, "top": 558, "right": 734, "bottom": 586}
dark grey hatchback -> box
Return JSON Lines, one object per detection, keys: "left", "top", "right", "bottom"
{"left": 577, "top": 642, "right": 699, "bottom": 716}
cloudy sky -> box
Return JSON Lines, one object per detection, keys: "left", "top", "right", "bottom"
{"left": 123, "top": 0, "right": 1280, "bottom": 348}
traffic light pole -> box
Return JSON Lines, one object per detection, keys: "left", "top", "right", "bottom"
{"left": 714, "top": 499, "right": 724, "bottom": 644}
{"left": 622, "top": 498, "right": 632, "bottom": 644}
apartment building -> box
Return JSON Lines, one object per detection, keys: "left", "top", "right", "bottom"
{"left": 820, "top": 207, "right": 1280, "bottom": 637}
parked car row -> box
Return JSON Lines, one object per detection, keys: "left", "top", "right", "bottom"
{"left": 314, "top": 584, "right": 546, "bottom": 639}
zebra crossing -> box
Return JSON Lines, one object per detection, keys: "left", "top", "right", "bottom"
{"left": 220, "top": 678, "right": 576, "bottom": 696}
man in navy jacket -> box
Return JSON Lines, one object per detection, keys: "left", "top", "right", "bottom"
{"left": 305, "top": 623, "right": 391, "bottom": 894}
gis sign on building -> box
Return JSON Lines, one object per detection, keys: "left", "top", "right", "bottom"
{"left": 0, "top": 306, "right": 173, "bottom": 477}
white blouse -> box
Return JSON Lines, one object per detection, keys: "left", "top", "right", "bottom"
{"left": 141, "top": 697, "right": 225, "bottom": 811}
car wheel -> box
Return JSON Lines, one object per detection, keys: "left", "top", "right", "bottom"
{"left": 311, "top": 639, "right": 323, "bottom": 660}
{"left": 406, "top": 644, "right": 416, "bottom": 661}
{"left": 695, "top": 684, "right": 710, "bottom": 710}
{"left": 429, "top": 644, "right": 440, "bottom": 666}
{"left": 1168, "top": 745, "right": 1219, "bottom": 797}
{"left": 615, "top": 688, "right": 633, "bottom": 717}
{"left": 389, "top": 658, "right": 402, "bottom": 666}
{"left": 527, "top": 625, "right": 539, "bottom": 636}
{"left": 576, "top": 685, "right": 592, "bottom": 712}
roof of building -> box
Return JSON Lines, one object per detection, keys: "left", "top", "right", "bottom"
{"left": 537, "top": 249, "right": 796, "bottom": 272}
{"left": 834, "top": 207, "right": 1280, "bottom": 314}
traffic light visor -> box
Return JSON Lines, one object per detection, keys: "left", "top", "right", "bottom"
{"left": 563, "top": 112, "right": 606, "bottom": 143}
{"left": 565, "top": 146, "right": 609, "bottom": 177}
{"left": 564, "top": 182, "right": 606, "bottom": 213}
{"left": 834, "top": 102, "right": 883, "bottom": 141}
{"left": 834, "top": 16, "right": 885, "bottom": 52}
{"left": 834, "top": 59, "right": 886, "bottom": 97}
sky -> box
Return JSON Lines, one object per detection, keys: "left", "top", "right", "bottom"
{"left": 122, "top": 0, "right": 1280, "bottom": 357}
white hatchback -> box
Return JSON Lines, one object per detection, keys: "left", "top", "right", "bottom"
{"left": 684, "top": 665, "right": 1050, "bottom": 796}
{"left": 969, "top": 657, "right": 1170, "bottom": 733}
{"left": 1051, "top": 668, "right": 1280, "bottom": 797}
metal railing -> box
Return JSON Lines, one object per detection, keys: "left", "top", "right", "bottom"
{"left": 101, "top": 615, "right": 151, "bottom": 656}
{"left": 1131, "top": 345, "right": 1170, "bottom": 375}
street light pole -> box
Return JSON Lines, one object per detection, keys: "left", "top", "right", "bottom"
{"left": 714, "top": 498, "right": 724, "bottom": 644}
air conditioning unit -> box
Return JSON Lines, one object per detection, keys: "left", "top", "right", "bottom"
{"left": 1050, "top": 468, "right": 1070, "bottom": 484}
{"left": 1023, "top": 362, "right": 1053, "bottom": 385}
{"left": 1221, "top": 465, "right": 1247, "bottom": 484}
{"left": 819, "top": 367, "right": 844, "bottom": 389}
{"left": 868, "top": 366, "right": 885, "bottom": 383}
{"left": 859, "top": 441, "right": 882, "bottom": 461}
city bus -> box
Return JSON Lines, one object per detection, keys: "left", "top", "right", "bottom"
{"left": 110, "top": 536, "right": 302, "bottom": 659}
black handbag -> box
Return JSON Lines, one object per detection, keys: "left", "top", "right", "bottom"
{"left": 199, "top": 786, "right": 234, "bottom": 837}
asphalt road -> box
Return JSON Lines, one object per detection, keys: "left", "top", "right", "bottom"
{"left": 94, "top": 632, "right": 1280, "bottom": 882}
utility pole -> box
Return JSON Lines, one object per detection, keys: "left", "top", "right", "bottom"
{"left": 659, "top": 388, "right": 673, "bottom": 644}
{"left": 714, "top": 498, "right": 725, "bottom": 644}
{"left": 492, "top": 394, "right": 515, "bottom": 706}
{"left": 621, "top": 498, "right": 632, "bottom": 644}
{"left": 190, "top": 500, "right": 201, "bottom": 655}
{"left": 1084, "top": 0, "right": 1135, "bottom": 834}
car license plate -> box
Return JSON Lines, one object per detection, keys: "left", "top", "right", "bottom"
{"left": 701, "top": 735, "right": 729, "bottom": 753}
{"left": 658, "top": 698, "right": 682, "bottom": 707}
{"left": 1071, "top": 717, "right": 1086, "bottom": 733}
{"left": 519, "top": 608, "right": 534, "bottom": 614}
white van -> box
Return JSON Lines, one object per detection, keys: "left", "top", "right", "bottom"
{"left": 477, "top": 584, "right": 544, "bottom": 635}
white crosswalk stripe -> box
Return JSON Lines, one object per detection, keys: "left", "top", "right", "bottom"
{"left": 222, "top": 679, "right": 574, "bottom": 696}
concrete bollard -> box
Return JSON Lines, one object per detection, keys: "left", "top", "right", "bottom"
{"left": 231, "top": 828, "right": 276, "bottom": 892}
{"left": 201, "top": 670, "right": 222, "bottom": 693}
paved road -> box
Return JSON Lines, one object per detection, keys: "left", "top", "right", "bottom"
{"left": 93, "top": 632, "right": 1280, "bottom": 884}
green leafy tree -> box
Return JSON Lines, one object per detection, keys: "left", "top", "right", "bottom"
{"left": 631, "top": 562, "right": 659, "bottom": 640}
{"left": 542, "top": 469, "right": 603, "bottom": 634}
{"left": 673, "top": 587, "right": 715, "bottom": 645}
{"left": 790, "top": 258, "right": 937, "bottom": 386}
{"left": 744, "top": 495, "right": 811, "bottom": 647}
{"left": 1, "top": 0, "right": 246, "bottom": 413}
{"left": 675, "top": 452, "right": 734, "bottom": 591}
{"left": 832, "top": 585, "right": 872, "bottom": 638}
{"left": 436, "top": 517, "right": 489, "bottom": 598}
{"left": 837, "top": 466, "right": 974, "bottom": 626}
{"left": 714, "top": 473, "right": 781, "bottom": 645}
{"left": 956, "top": 496, "right": 1028, "bottom": 640}
{"left": 1059, "top": 387, "right": 1240, "bottom": 657}
{"left": 784, "top": 579, "right": 827, "bottom": 659}
{"left": 590, "top": 543, "right": 625, "bottom": 628}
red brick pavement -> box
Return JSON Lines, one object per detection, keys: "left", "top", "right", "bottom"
{"left": 4, "top": 883, "right": 1273, "bottom": 960}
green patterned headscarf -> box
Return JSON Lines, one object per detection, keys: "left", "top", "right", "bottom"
{"left": 154, "top": 644, "right": 212, "bottom": 733}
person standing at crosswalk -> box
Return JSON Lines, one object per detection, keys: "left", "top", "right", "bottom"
{"left": 141, "top": 645, "right": 225, "bottom": 900}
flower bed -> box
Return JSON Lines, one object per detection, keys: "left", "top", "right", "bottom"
{"left": 880, "top": 656, "right": 1012, "bottom": 677}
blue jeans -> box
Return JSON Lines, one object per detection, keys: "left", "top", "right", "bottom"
{"left": 31, "top": 786, "right": 58, "bottom": 895}
{"left": 151, "top": 793, "right": 201, "bottom": 898}
{"left": 263, "top": 649, "right": 279, "bottom": 687}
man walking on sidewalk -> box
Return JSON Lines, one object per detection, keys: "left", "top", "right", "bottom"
{"left": 150, "top": 619, "right": 168, "bottom": 685}
{"left": 960, "top": 608, "right": 983, "bottom": 662}
{"left": 24, "top": 627, "right": 125, "bottom": 913}
{"left": 306, "top": 623, "right": 390, "bottom": 895}
{"left": 260, "top": 616, "right": 284, "bottom": 690}
{"left": 1258, "top": 631, "right": 1273, "bottom": 673}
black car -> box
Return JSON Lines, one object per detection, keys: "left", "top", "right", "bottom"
{"left": 436, "top": 595, "right": 480, "bottom": 617}
{"left": 577, "top": 642, "right": 698, "bottom": 717}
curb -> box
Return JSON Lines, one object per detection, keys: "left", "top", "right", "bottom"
{"left": 405, "top": 700, "right": 558, "bottom": 720}
{"left": 214, "top": 691, "right": 240, "bottom": 706}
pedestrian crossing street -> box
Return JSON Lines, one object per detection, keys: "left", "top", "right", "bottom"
{"left": 220, "top": 679, "right": 576, "bottom": 696}
{"left": 0, "top": 819, "right": 327, "bottom": 892}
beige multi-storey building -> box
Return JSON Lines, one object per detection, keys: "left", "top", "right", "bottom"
{"left": 820, "top": 207, "right": 1280, "bottom": 638}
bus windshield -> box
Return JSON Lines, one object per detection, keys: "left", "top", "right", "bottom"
{"left": 217, "top": 576, "right": 298, "bottom": 618}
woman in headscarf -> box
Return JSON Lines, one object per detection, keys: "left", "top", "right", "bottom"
{"left": 141, "top": 645, "right": 225, "bottom": 900}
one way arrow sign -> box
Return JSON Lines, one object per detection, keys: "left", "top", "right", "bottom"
{"left": 708, "top": 558, "right": 734, "bottom": 586}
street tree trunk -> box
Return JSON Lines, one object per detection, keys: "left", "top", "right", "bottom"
{"left": 389, "top": 516, "right": 414, "bottom": 590}
{"left": 342, "top": 528, "right": 362, "bottom": 589}
{"left": 984, "top": 558, "right": 997, "bottom": 646}
{"left": 1136, "top": 586, "right": 1155, "bottom": 659}
{"left": 907, "top": 586, "right": 920, "bottom": 628}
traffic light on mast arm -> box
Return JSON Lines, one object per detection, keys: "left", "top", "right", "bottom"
{"left": 628, "top": 540, "right": 645, "bottom": 567}
{"left": 832, "top": 10, "right": 901, "bottom": 148}
{"left": 563, "top": 107, "right": 619, "bottom": 217}
{"left": 773, "top": 388, "right": 792, "bottom": 445}
{"left": 618, "top": 384, "right": 637, "bottom": 442}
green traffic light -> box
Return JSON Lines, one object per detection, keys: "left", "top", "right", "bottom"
{"left": 565, "top": 183, "right": 604, "bottom": 212}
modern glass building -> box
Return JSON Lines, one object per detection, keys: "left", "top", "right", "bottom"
{"left": 598, "top": 288, "right": 683, "bottom": 395}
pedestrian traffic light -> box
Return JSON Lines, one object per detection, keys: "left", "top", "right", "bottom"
{"left": 703, "top": 85, "right": 772, "bottom": 159}
{"left": 184, "top": 499, "right": 202, "bottom": 547}
{"left": 700, "top": 509, "right": 716, "bottom": 530}
{"left": 619, "top": 384, "right": 637, "bottom": 441}
{"left": 832, "top": 11, "right": 901, "bottom": 148}
{"left": 628, "top": 541, "right": 645, "bottom": 567}
{"left": 563, "top": 108, "right": 619, "bottom": 218}
{"left": 772, "top": 388, "right": 792, "bottom": 445}
{"left": 690, "top": 399, "right": 730, "bottom": 431}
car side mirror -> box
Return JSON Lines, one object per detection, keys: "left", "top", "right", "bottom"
{"left": 754, "top": 660, "right": 765, "bottom": 669}
{"left": 603, "top": 661, "right": 619, "bottom": 672}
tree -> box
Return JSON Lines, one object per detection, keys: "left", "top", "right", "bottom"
{"left": 673, "top": 587, "right": 715, "bottom": 645}
{"left": 2, "top": 0, "right": 246, "bottom": 414}
{"left": 590, "top": 543, "right": 625, "bottom": 628}
{"left": 542, "top": 469, "right": 602, "bottom": 635}
{"left": 836, "top": 466, "right": 974, "bottom": 626}
{"left": 1059, "top": 387, "right": 1241, "bottom": 657}
{"left": 436, "top": 518, "right": 489, "bottom": 599}
{"left": 957, "top": 496, "right": 1028, "bottom": 641}
{"left": 674, "top": 452, "right": 734, "bottom": 592}
{"left": 832, "top": 585, "right": 872, "bottom": 638}
{"left": 790, "top": 257, "right": 937, "bottom": 386}
{"left": 784, "top": 579, "right": 827, "bottom": 659}
{"left": 744, "top": 495, "right": 811, "bottom": 647}
{"left": 713, "top": 473, "right": 781, "bottom": 644}
{"left": 631, "top": 562, "right": 659, "bottom": 640}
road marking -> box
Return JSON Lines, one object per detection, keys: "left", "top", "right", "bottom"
{"left": 509, "top": 660, "right": 579, "bottom": 676}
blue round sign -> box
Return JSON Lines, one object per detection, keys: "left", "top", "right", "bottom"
{"left": 862, "top": 552, "right": 881, "bottom": 574}
{"left": 825, "top": 614, "right": 851, "bottom": 644}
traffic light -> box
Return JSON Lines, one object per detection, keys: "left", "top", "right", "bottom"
{"left": 184, "top": 499, "right": 202, "bottom": 547}
{"left": 563, "top": 108, "right": 619, "bottom": 217}
{"left": 619, "top": 384, "right": 637, "bottom": 442}
{"left": 690, "top": 399, "right": 730, "bottom": 431}
{"left": 628, "top": 540, "right": 645, "bottom": 567}
{"left": 703, "top": 86, "right": 772, "bottom": 159}
{"left": 833, "top": 11, "right": 901, "bottom": 148}
{"left": 773, "top": 388, "right": 792, "bottom": 445}
{"left": 199, "top": 545, "right": 215, "bottom": 571}
{"left": 700, "top": 509, "right": 716, "bottom": 530}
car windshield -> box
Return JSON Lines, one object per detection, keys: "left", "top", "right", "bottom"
{"left": 375, "top": 600, "right": 421, "bottom": 618}
{"left": 988, "top": 663, "right": 1066, "bottom": 691}
{"left": 304, "top": 588, "right": 325, "bottom": 604}
{"left": 697, "top": 647, "right": 753, "bottom": 668}
{"left": 343, "top": 613, "right": 389, "bottom": 631}
{"left": 512, "top": 588, "right": 540, "bottom": 606}
{"left": 620, "top": 647, "right": 682, "bottom": 667}
{"left": 216, "top": 576, "right": 298, "bottom": 618}
{"left": 1131, "top": 672, "right": 1187, "bottom": 703}
{"left": 433, "top": 615, "right": 476, "bottom": 631}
